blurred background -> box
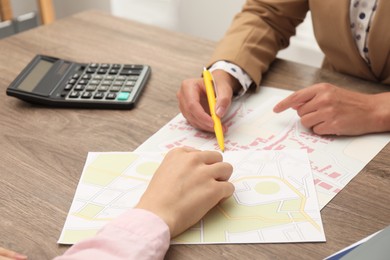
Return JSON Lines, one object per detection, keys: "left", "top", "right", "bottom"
{"left": 6, "top": 0, "right": 324, "bottom": 67}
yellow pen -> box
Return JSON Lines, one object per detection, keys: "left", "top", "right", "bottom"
{"left": 203, "top": 67, "right": 225, "bottom": 152}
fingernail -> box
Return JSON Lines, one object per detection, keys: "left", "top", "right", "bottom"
{"left": 216, "top": 106, "right": 226, "bottom": 117}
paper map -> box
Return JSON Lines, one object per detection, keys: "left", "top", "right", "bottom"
{"left": 59, "top": 86, "right": 389, "bottom": 245}
{"left": 136, "top": 87, "right": 390, "bottom": 208}
{"left": 59, "top": 150, "right": 325, "bottom": 244}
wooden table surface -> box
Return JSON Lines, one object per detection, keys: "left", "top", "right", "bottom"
{"left": 0, "top": 10, "right": 389, "bottom": 260}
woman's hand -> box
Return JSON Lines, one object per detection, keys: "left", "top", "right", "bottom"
{"left": 274, "top": 83, "right": 390, "bottom": 136}
{"left": 136, "top": 147, "right": 234, "bottom": 238}
{"left": 0, "top": 247, "right": 27, "bottom": 260}
{"left": 177, "top": 70, "right": 240, "bottom": 132}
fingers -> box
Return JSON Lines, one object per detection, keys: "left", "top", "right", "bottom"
{"left": 214, "top": 85, "right": 233, "bottom": 119}
{"left": 299, "top": 110, "right": 335, "bottom": 135}
{"left": 210, "top": 173, "right": 235, "bottom": 206}
{"left": 199, "top": 161, "right": 234, "bottom": 207}
{"left": 170, "top": 147, "right": 233, "bottom": 186}
{"left": 299, "top": 107, "right": 325, "bottom": 128}
{"left": 312, "top": 123, "right": 339, "bottom": 136}
{"left": 212, "top": 70, "right": 235, "bottom": 118}
{"left": 0, "top": 247, "right": 27, "bottom": 260}
{"left": 218, "top": 181, "right": 235, "bottom": 199}
{"left": 177, "top": 70, "right": 236, "bottom": 132}
{"left": 207, "top": 161, "right": 233, "bottom": 181}
{"left": 215, "top": 92, "right": 232, "bottom": 119}
{"left": 177, "top": 79, "right": 215, "bottom": 131}
{"left": 173, "top": 146, "right": 197, "bottom": 153}
{"left": 167, "top": 147, "right": 221, "bottom": 163}
{"left": 137, "top": 147, "right": 235, "bottom": 238}
{"left": 199, "top": 152, "right": 234, "bottom": 198}
{"left": 197, "top": 150, "right": 223, "bottom": 165}
{"left": 273, "top": 86, "right": 319, "bottom": 113}
{"left": 273, "top": 84, "right": 357, "bottom": 135}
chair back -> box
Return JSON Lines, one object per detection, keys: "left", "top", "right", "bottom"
{"left": 0, "top": 0, "right": 55, "bottom": 24}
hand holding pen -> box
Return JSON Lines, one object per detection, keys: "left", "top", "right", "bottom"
{"left": 202, "top": 67, "right": 225, "bottom": 152}
{"left": 177, "top": 69, "right": 241, "bottom": 140}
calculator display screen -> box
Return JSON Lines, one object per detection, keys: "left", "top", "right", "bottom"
{"left": 18, "top": 60, "right": 53, "bottom": 92}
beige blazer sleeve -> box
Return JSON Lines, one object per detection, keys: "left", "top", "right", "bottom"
{"left": 208, "top": 0, "right": 309, "bottom": 88}
{"left": 209, "top": 0, "right": 390, "bottom": 88}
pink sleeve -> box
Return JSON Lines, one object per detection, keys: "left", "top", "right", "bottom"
{"left": 54, "top": 209, "right": 170, "bottom": 260}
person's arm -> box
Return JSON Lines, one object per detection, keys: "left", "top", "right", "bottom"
{"left": 273, "top": 83, "right": 390, "bottom": 135}
{"left": 55, "top": 147, "right": 234, "bottom": 260}
{"left": 209, "top": 0, "right": 309, "bottom": 87}
{"left": 55, "top": 209, "right": 170, "bottom": 260}
{"left": 0, "top": 247, "right": 27, "bottom": 260}
{"left": 177, "top": 0, "right": 309, "bottom": 132}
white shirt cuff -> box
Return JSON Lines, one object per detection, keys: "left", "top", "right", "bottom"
{"left": 209, "top": 60, "right": 253, "bottom": 97}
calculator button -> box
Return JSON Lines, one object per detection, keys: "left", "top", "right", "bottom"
{"left": 100, "top": 64, "right": 109, "bottom": 69}
{"left": 64, "top": 84, "right": 73, "bottom": 90}
{"left": 81, "top": 92, "right": 92, "bottom": 99}
{"left": 82, "top": 74, "right": 91, "bottom": 80}
{"left": 106, "top": 75, "right": 115, "bottom": 80}
{"left": 97, "top": 69, "right": 108, "bottom": 74}
{"left": 125, "top": 81, "right": 135, "bottom": 86}
{"left": 106, "top": 93, "right": 117, "bottom": 99}
{"left": 60, "top": 91, "right": 68, "bottom": 97}
{"left": 101, "top": 80, "right": 112, "bottom": 86}
{"left": 86, "top": 68, "right": 96, "bottom": 74}
{"left": 78, "top": 80, "right": 88, "bottom": 85}
{"left": 120, "top": 69, "right": 141, "bottom": 76}
{"left": 90, "top": 80, "right": 100, "bottom": 85}
{"left": 72, "top": 73, "right": 80, "bottom": 79}
{"left": 93, "top": 92, "right": 105, "bottom": 99}
{"left": 69, "top": 91, "right": 81, "bottom": 98}
{"left": 113, "top": 81, "right": 124, "bottom": 86}
{"left": 74, "top": 85, "right": 85, "bottom": 91}
{"left": 110, "top": 86, "right": 121, "bottom": 92}
{"left": 109, "top": 69, "right": 119, "bottom": 75}
{"left": 89, "top": 63, "right": 98, "bottom": 68}
{"left": 93, "top": 75, "right": 103, "bottom": 80}
{"left": 121, "top": 87, "right": 133, "bottom": 92}
{"left": 117, "top": 76, "right": 126, "bottom": 80}
{"left": 128, "top": 76, "right": 139, "bottom": 80}
{"left": 117, "top": 92, "right": 130, "bottom": 101}
{"left": 98, "top": 86, "right": 109, "bottom": 92}
{"left": 85, "top": 85, "right": 97, "bottom": 91}
{"left": 123, "top": 64, "right": 144, "bottom": 70}
{"left": 112, "top": 64, "right": 121, "bottom": 69}
{"left": 68, "top": 79, "right": 77, "bottom": 84}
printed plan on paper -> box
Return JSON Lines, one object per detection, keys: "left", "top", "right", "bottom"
{"left": 59, "top": 87, "right": 389, "bottom": 245}
{"left": 136, "top": 87, "right": 390, "bottom": 208}
{"left": 59, "top": 150, "right": 326, "bottom": 244}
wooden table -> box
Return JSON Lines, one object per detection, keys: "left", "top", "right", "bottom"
{"left": 0, "top": 10, "right": 389, "bottom": 260}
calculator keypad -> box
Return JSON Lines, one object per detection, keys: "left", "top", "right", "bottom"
{"left": 64, "top": 63, "right": 144, "bottom": 102}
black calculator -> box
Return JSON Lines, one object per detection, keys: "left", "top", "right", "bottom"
{"left": 6, "top": 55, "right": 151, "bottom": 109}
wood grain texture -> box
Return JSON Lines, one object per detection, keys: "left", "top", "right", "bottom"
{"left": 0, "top": 10, "right": 389, "bottom": 260}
